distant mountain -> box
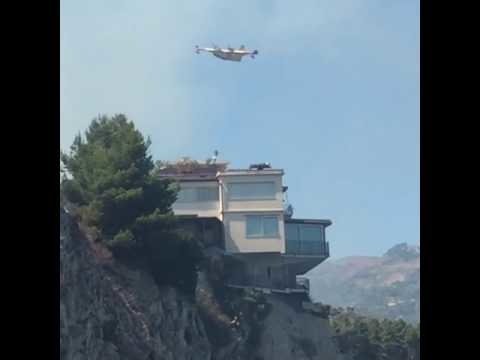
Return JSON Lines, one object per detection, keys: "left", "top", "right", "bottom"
{"left": 383, "top": 243, "right": 420, "bottom": 262}
{"left": 307, "top": 243, "right": 420, "bottom": 323}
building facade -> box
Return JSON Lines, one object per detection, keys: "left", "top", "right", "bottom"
{"left": 157, "top": 159, "right": 331, "bottom": 293}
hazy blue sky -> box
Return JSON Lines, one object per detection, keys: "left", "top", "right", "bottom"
{"left": 61, "top": 0, "right": 419, "bottom": 258}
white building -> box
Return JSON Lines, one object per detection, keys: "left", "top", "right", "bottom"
{"left": 158, "top": 159, "right": 331, "bottom": 292}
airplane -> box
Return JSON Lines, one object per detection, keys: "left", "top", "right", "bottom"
{"left": 195, "top": 44, "right": 258, "bottom": 62}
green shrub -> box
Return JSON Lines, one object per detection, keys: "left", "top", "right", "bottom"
{"left": 329, "top": 309, "right": 420, "bottom": 359}
{"left": 108, "top": 229, "right": 136, "bottom": 251}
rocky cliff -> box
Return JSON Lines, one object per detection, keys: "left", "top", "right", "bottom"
{"left": 60, "top": 208, "right": 347, "bottom": 360}
{"left": 60, "top": 208, "right": 212, "bottom": 360}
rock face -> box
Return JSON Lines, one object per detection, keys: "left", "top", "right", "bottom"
{"left": 60, "top": 208, "right": 211, "bottom": 360}
{"left": 307, "top": 243, "right": 420, "bottom": 323}
{"left": 60, "top": 207, "right": 388, "bottom": 360}
{"left": 256, "top": 295, "right": 342, "bottom": 360}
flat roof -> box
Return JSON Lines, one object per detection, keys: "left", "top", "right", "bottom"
{"left": 219, "top": 169, "right": 284, "bottom": 176}
{"left": 157, "top": 159, "right": 285, "bottom": 180}
{"left": 156, "top": 161, "right": 227, "bottom": 181}
{"left": 157, "top": 174, "right": 218, "bottom": 182}
{"left": 285, "top": 218, "right": 333, "bottom": 227}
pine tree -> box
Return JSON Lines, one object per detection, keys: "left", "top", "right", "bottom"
{"left": 60, "top": 114, "right": 202, "bottom": 293}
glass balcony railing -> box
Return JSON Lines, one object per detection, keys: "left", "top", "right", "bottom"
{"left": 285, "top": 222, "right": 330, "bottom": 256}
{"left": 285, "top": 239, "right": 329, "bottom": 256}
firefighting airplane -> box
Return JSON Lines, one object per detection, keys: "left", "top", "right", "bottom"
{"left": 195, "top": 45, "right": 259, "bottom": 62}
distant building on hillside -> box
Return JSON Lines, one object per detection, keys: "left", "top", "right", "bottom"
{"left": 157, "top": 158, "right": 331, "bottom": 294}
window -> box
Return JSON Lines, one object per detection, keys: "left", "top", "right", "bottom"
{"left": 286, "top": 224, "right": 323, "bottom": 242}
{"left": 246, "top": 216, "right": 262, "bottom": 236}
{"left": 197, "top": 187, "right": 218, "bottom": 201}
{"left": 301, "top": 226, "right": 323, "bottom": 242}
{"left": 246, "top": 215, "right": 279, "bottom": 237}
{"left": 229, "top": 182, "right": 276, "bottom": 200}
{"left": 263, "top": 217, "right": 279, "bottom": 236}
{"left": 177, "top": 188, "right": 196, "bottom": 202}
{"left": 177, "top": 187, "right": 218, "bottom": 203}
{"left": 285, "top": 223, "right": 299, "bottom": 241}
{"left": 285, "top": 223, "right": 324, "bottom": 254}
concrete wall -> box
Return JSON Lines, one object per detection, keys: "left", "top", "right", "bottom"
{"left": 219, "top": 172, "right": 285, "bottom": 254}
{"left": 225, "top": 253, "right": 291, "bottom": 289}
{"left": 225, "top": 253, "right": 325, "bottom": 290}
{"left": 171, "top": 181, "right": 220, "bottom": 218}
{"left": 223, "top": 212, "right": 285, "bottom": 253}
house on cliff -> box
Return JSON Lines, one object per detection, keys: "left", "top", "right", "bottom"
{"left": 157, "top": 158, "right": 331, "bottom": 294}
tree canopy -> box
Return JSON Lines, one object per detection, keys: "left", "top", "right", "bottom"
{"left": 61, "top": 114, "right": 202, "bottom": 293}
{"left": 330, "top": 309, "right": 420, "bottom": 359}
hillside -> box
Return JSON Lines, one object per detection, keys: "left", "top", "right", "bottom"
{"left": 60, "top": 207, "right": 420, "bottom": 360}
{"left": 307, "top": 244, "right": 420, "bottom": 323}
{"left": 60, "top": 207, "right": 347, "bottom": 360}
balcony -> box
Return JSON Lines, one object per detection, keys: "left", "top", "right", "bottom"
{"left": 285, "top": 220, "right": 331, "bottom": 257}
{"left": 286, "top": 240, "right": 330, "bottom": 256}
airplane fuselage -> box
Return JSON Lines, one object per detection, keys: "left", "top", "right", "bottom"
{"left": 196, "top": 46, "right": 257, "bottom": 62}
{"left": 213, "top": 50, "right": 243, "bottom": 62}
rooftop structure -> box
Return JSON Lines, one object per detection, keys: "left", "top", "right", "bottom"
{"left": 157, "top": 159, "right": 228, "bottom": 182}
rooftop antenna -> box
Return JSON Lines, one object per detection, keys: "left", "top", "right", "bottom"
{"left": 212, "top": 150, "right": 219, "bottom": 164}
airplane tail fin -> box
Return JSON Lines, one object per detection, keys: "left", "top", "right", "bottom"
{"left": 195, "top": 45, "right": 200, "bottom": 54}
{"left": 251, "top": 50, "right": 258, "bottom": 58}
